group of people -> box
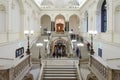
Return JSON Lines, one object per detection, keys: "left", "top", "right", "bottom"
{"left": 53, "top": 47, "right": 62, "bottom": 58}
{"left": 53, "top": 46, "right": 66, "bottom": 58}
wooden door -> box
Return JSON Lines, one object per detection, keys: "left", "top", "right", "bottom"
{"left": 56, "top": 23, "right": 64, "bottom": 32}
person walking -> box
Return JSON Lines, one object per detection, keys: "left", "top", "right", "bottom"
{"left": 76, "top": 47, "right": 81, "bottom": 58}
{"left": 87, "top": 42, "right": 90, "bottom": 51}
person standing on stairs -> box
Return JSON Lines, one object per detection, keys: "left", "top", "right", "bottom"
{"left": 76, "top": 47, "right": 81, "bottom": 58}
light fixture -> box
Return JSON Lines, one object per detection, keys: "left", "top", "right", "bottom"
{"left": 36, "top": 43, "right": 43, "bottom": 47}
{"left": 88, "top": 30, "right": 97, "bottom": 35}
{"left": 44, "top": 39, "right": 49, "bottom": 42}
{"left": 24, "top": 30, "right": 34, "bottom": 55}
{"left": 88, "top": 30, "right": 97, "bottom": 55}
{"left": 71, "top": 39, "right": 77, "bottom": 42}
{"left": 36, "top": 42, "right": 43, "bottom": 67}
{"left": 77, "top": 43, "right": 84, "bottom": 47}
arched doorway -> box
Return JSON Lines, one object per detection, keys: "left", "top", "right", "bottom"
{"left": 55, "top": 15, "right": 65, "bottom": 33}
{"left": 52, "top": 38, "right": 67, "bottom": 57}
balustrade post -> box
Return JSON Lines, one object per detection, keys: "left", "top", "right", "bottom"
{"left": 89, "top": 55, "right": 92, "bottom": 67}
{"left": 108, "top": 67, "right": 113, "bottom": 80}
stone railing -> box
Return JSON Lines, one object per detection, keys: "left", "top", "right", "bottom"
{"left": 51, "top": 32, "right": 69, "bottom": 37}
{"left": 89, "top": 55, "right": 120, "bottom": 80}
{"left": 0, "top": 55, "right": 31, "bottom": 80}
{"left": 112, "top": 70, "right": 120, "bottom": 80}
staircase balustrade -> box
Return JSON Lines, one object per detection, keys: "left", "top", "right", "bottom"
{"left": 76, "top": 64, "right": 82, "bottom": 80}
{"left": 38, "top": 64, "right": 44, "bottom": 80}
{"left": 89, "top": 55, "right": 120, "bottom": 80}
{"left": 0, "top": 55, "right": 31, "bottom": 80}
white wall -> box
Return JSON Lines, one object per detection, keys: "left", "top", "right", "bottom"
{"left": 94, "top": 41, "right": 120, "bottom": 60}
{"left": 69, "top": 15, "right": 79, "bottom": 34}
{"left": 0, "top": 0, "right": 41, "bottom": 59}
{"left": 0, "top": 37, "right": 37, "bottom": 59}
{"left": 41, "top": 15, "right": 51, "bottom": 34}
{"left": 79, "top": 0, "right": 120, "bottom": 60}
{"left": 0, "top": 11, "right": 6, "bottom": 32}
{"left": 115, "top": 9, "right": 120, "bottom": 33}
{"left": 11, "top": 0, "right": 21, "bottom": 33}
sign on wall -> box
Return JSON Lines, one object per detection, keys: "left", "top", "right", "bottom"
{"left": 15, "top": 47, "right": 24, "bottom": 58}
{"left": 98, "top": 42, "right": 102, "bottom": 57}
{"left": 98, "top": 48, "right": 102, "bottom": 57}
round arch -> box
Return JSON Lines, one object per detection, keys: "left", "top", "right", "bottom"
{"left": 69, "top": 14, "right": 80, "bottom": 34}
{"left": 51, "top": 37, "right": 68, "bottom": 57}
{"left": 41, "top": 14, "right": 51, "bottom": 34}
{"left": 86, "top": 73, "right": 98, "bottom": 80}
{"left": 40, "top": 13, "right": 51, "bottom": 19}
{"left": 68, "top": 13, "right": 80, "bottom": 19}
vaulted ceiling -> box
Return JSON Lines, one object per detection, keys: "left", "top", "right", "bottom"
{"left": 34, "top": 0, "right": 85, "bottom": 10}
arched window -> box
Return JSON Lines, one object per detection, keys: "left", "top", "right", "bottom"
{"left": 84, "top": 11, "right": 88, "bottom": 32}
{"left": 101, "top": 0, "right": 107, "bottom": 32}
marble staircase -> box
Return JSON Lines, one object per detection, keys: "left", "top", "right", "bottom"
{"left": 43, "top": 65, "right": 78, "bottom": 80}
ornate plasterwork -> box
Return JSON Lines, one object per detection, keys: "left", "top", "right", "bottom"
{"left": 41, "top": 0, "right": 53, "bottom": 6}
{"left": 35, "top": 0, "right": 81, "bottom": 9}
{"left": 68, "top": 0, "right": 79, "bottom": 6}
{"left": 0, "top": 4, "right": 6, "bottom": 11}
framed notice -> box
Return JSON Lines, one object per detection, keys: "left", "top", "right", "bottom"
{"left": 15, "top": 47, "right": 24, "bottom": 58}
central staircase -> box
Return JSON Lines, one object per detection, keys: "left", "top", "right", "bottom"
{"left": 43, "top": 65, "right": 78, "bottom": 80}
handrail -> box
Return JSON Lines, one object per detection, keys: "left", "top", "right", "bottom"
{"left": 38, "top": 64, "right": 44, "bottom": 80}
{"left": 76, "top": 65, "right": 82, "bottom": 80}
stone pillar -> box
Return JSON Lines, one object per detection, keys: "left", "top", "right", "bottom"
{"left": 51, "top": 21, "right": 55, "bottom": 31}
{"left": 65, "top": 21, "right": 69, "bottom": 31}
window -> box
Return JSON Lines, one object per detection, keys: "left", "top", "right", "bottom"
{"left": 101, "top": 0, "right": 107, "bottom": 32}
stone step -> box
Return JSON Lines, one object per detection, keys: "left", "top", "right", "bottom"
{"left": 43, "top": 65, "right": 78, "bottom": 80}
{"left": 44, "top": 74, "right": 76, "bottom": 77}
{"left": 45, "top": 66, "right": 75, "bottom": 69}
{"left": 44, "top": 68, "right": 76, "bottom": 71}
{"left": 43, "top": 77, "right": 77, "bottom": 80}
{"left": 44, "top": 71, "right": 76, "bottom": 74}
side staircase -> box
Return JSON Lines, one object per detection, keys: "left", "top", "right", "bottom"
{"left": 43, "top": 65, "right": 78, "bottom": 80}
